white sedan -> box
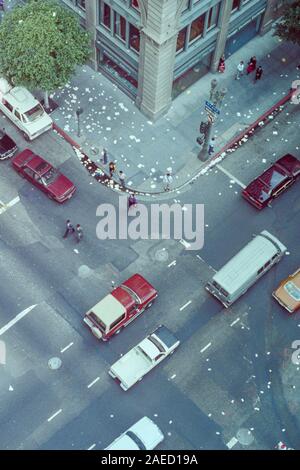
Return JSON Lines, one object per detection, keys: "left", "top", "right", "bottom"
{"left": 105, "top": 416, "right": 164, "bottom": 450}
{"left": 108, "top": 325, "right": 180, "bottom": 391}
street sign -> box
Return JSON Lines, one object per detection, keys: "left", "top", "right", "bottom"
{"left": 205, "top": 100, "right": 220, "bottom": 115}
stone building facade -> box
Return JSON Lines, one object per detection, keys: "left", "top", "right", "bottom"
{"left": 61, "top": 0, "right": 287, "bottom": 119}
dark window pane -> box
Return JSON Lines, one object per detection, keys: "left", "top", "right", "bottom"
{"left": 130, "top": 24, "right": 140, "bottom": 52}
{"left": 176, "top": 27, "right": 187, "bottom": 52}
{"left": 190, "top": 14, "right": 205, "bottom": 42}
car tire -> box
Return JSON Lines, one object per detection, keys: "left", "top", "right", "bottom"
{"left": 22, "top": 132, "right": 30, "bottom": 142}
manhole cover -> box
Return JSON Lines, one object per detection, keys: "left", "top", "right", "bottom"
{"left": 155, "top": 249, "right": 169, "bottom": 262}
{"left": 236, "top": 428, "right": 254, "bottom": 446}
{"left": 78, "top": 265, "right": 92, "bottom": 278}
{"left": 48, "top": 357, "right": 62, "bottom": 370}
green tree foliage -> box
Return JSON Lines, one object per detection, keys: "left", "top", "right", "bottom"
{"left": 274, "top": 0, "right": 300, "bottom": 46}
{"left": 0, "top": 0, "right": 91, "bottom": 103}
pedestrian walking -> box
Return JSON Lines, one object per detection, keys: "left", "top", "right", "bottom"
{"left": 118, "top": 170, "right": 126, "bottom": 188}
{"left": 75, "top": 224, "right": 83, "bottom": 243}
{"left": 128, "top": 193, "right": 137, "bottom": 209}
{"left": 235, "top": 61, "right": 244, "bottom": 80}
{"left": 218, "top": 55, "right": 225, "bottom": 73}
{"left": 109, "top": 161, "right": 116, "bottom": 178}
{"left": 102, "top": 148, "right": 108, "bottom": 165}
{"left": 246, "top": 56, "right": 257, "bottom": 75}
{"left": 254, "top": 66, "right": 263, "bottom": 83}
{"left": 63, "top": 220, "right": 75, "bottom": 239}
{"left": 208, "top": 137, "right": 215, "bottom": 156}
{"left": 163, "top": 172, "right": 173, "bottom": 191}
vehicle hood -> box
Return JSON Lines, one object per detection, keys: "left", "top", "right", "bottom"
{"left": 276, "top": 154, "right": 300, "bottom": 176}
{"left": 48, "top": 174, "right": 75, "bottom": 197}
{"left": 0, "top": 134, "right": 16, "bottom": 152}
{"left": 122, "top": 274, "right": 157, "bottom": 302}
{"left": 130, "top": 417, "right": 164, "bottom": 450}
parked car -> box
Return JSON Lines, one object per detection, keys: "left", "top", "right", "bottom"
{"left": 108, "top": 325, "right": 180, "bottom": 390}
{"left": 0, "top": 128, "right": 17, "bottom": 160}
{"left": 273, "top": 268, "right": 300, "bottom": 314}
{"left": 84, "top": 274, "right": 157, "bottom": 341}
{"left": 242, "top": 154, "right": 300, "bottom": 209}
{"left": 12, "top": 149, "right": 76, "bottom": 203}
{"left": 105, "top": 417, "right": 164, "bottom": 450}
{"left": 0, "top": 78, "right": 52, "bottom": 141}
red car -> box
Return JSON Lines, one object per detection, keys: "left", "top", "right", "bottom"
{"left": 242, "top": 154, "right": 300, "bottom": 209}
{"left": 84, "top": 274, "right": 158, "bottom": 341}
{"left": 12, "top": 149, "right": 76, "bottom": 203}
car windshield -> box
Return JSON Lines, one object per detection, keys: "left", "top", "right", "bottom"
{"left": 120, "top": 285, "right": 140, "bottom": 304}
{"left": 40, "top": 167, "right": 58, "bottom": 185}
{"left": 148, "top": 335, "right": 166, "bottom": 353}
{"left": 284, "top": 282, "right": 300, "bottom": 301}
{"left": 24, "top": 104, "right": 44, "bottom": 122}
{"left": 89, "top": 312, "right": 106, "bottom": 332}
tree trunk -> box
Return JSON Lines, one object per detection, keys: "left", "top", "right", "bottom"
{"left": 44, "top": 90, "right": 50, "bottom": 110}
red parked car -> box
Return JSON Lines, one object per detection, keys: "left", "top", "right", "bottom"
{"left": 84, "top": 274, "right": 158, "bottom": 341}
{"left": 242, "top": 154, "right": 300, "bottom": 209}
{"left": 12, "top": 149, "right": 76, "bottom": 203}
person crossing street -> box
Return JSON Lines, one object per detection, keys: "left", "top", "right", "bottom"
{"left": 75, "top": 224, "right": 83, "bottom": 243}
{"left": 63, "top": 220, "right": 75, "bottom": 239}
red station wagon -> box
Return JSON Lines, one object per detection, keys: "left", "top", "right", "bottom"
{"left": 12, "top": 149, "right": 76, "bottom": 203}
{"left": 242, "top": 154, "right": 300, "bottom": 209}
{"left": 83, "top": 274, "right": 158, "bottom": 341}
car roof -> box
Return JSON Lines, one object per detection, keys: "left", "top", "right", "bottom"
{"left": 88, "top": 294, "right": 126, "bottom": 326}
{"left": 5, "top": 86, "right": 39, "bottom": 113}
{"left": 213, "top": 231, "right": 286, "bottom": 295}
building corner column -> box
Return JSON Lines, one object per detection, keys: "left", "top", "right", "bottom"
{"left": 85, "top": 0, "right": 97, "bottom": 71}
{"left": 259, "top": 0, "right": 285, "bottom": 36}
{"left": 210, "top": 0, "right": 233, "bottom": 73}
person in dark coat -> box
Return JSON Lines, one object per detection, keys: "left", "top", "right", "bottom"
{"left": 128, "top": 194, "right": 137, "bottom": 209}
{"left": 63, "top": 220, "right": 75, "bottom": 239}
{"left": 247, "top": 56, "right": 257, "bottom": 74}
{"left": 109, "top": 161, "right": 116, "bottom": 178}
{"left": 254, "top": 66, "right": 263, "bottom": 83}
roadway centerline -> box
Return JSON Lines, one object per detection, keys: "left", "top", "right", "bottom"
{"left": 179, "top": 300, "right": 192, "bottom": 311}
{"left": 47, "top": 409, "right": 62, "bottom": 422}
{"left": 216, "top": 164, "right": 246, "bottom": 189}
{"left": 60, "top": 342, "right": 74, "bottom": 354}
{"left": 230, "top": 318, "right": 240, "bottom": 327}
{"left": 0, "top": 305, "right": 37, "bottom": 336}
{"left": 0, "top": 196, "right": 20, "bottom": 215}
{"left": 200, "top": 342, "right": 212, "bottom": 353}
{"left": 87, "top": 377, "right": 100, "bottom": 389}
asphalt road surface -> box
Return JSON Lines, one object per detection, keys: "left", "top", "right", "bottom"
{"left": 0, "top": 102, "right": 299, "bottom": 450}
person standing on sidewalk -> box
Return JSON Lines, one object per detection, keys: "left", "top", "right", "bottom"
{"left": 235, "top": 61, "right": 244, "bottom": 80}
{"left": 208, "top": 137, "right": 215, "bottom": 156}
{"left": 63, "top": 220, "right": 75, "bottom": 239}
{"left": 218, "top": 55, "right": 225, "bottom": 73}
{"left": 254, "top": 66, "right": 263, "bottom": 83}
{"left": 118, "top": 170, "right": 126, "bottom": 188}
{"left": 102, "top": 148, "right": 108, "bottom": 165}
{"left": 109, "top": 161, "right": 116, "bottom": 178}
{"left": 128, "top": 193, "right": 137, "bottom": 210}
{"left": 246, "top": 56, "right": 256, "bottom": 75}
{"left": 75, "top": 224, "right": 83, "bottom": 243}
{"left": 163, "top": 172, "right": 173, "bottom": 191}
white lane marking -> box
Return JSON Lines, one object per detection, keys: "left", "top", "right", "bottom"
{"left": 179, "top": 300, "right": 192, "bottom": 311}
{"left": 47, "top": 409, "right": 62, "bottom": 422}
{"left": 170, "top": 374, "right": 176, "bottom": 380}
{"left": 6, "top": 196, "right": 20, "bottom": 208}
{"left": 179, "top": 239, "right": 191, "bottom": 249}
{"left": 230, "top": 318, "right": 240, "bottom": 327}
{"left": 87, "top": 377, "right": 100, "bottom": 389}
{"left": 88, "top": 443, "right": 96, "bottom": 450}
{"left": 226, "top": 437, "right": 239, "bottom": 449}
{"left": 0, "top": 196, "right": 20, "bottom": 215}
{"left": 60, "top": 342, "right": 74, "bottom": 354}
{"left": 200, "top": 342, "right": 212, "bottom": 353}
{"left": 216, "top": 164, "right": 246, "bottom": 189}
{"left": 0, "top": 305, "right": 37, "bottom": 336}
{"left": 168, "top": 260, "right": 176, "bottom": 267}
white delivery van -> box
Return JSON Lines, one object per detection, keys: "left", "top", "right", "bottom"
{"left": 0, "top": 78, "right": 52, "bottom": 141}
{"left": 205, "top": 230, "right": 287, "bottom": 307}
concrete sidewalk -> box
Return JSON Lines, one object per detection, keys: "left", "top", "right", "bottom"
{"left": 50, "top": 28, "right": 300, "bottom": 193}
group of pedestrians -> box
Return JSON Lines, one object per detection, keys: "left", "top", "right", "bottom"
{"left": 63, "top": 220, "right": 83, "bottom": 243}
{"left": 218, "top": 54, "right": 263, "bottom": 83}
{"left": 235, "top": 56, "right": 263, "bottom": 83}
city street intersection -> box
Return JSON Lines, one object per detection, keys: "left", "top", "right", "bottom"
{"left": 0, "top": 86, "right": 299, "bottom": 450}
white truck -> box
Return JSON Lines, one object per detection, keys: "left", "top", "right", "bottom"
{"left": 0, "top": 78, "right": 52, "bottom": 141}
{"left": 108, "top": 325, "right": 180, "bottom": 391}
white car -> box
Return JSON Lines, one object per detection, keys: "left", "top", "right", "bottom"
{"left": 105, "top": 416, "right": 164, "bottom": 450}
{"left": 108, "top": 325, "right": 180, "bottom": 391}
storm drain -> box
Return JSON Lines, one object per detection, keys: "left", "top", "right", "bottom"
{"left": 48, "top": 357, "right": 62, "bottom": 370}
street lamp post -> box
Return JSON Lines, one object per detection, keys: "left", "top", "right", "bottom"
{"left": 198, "top": 80, "right": 227, "bottom": 161}
{"left": 76, "top": 107, "right": 84, "bottom": 138}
